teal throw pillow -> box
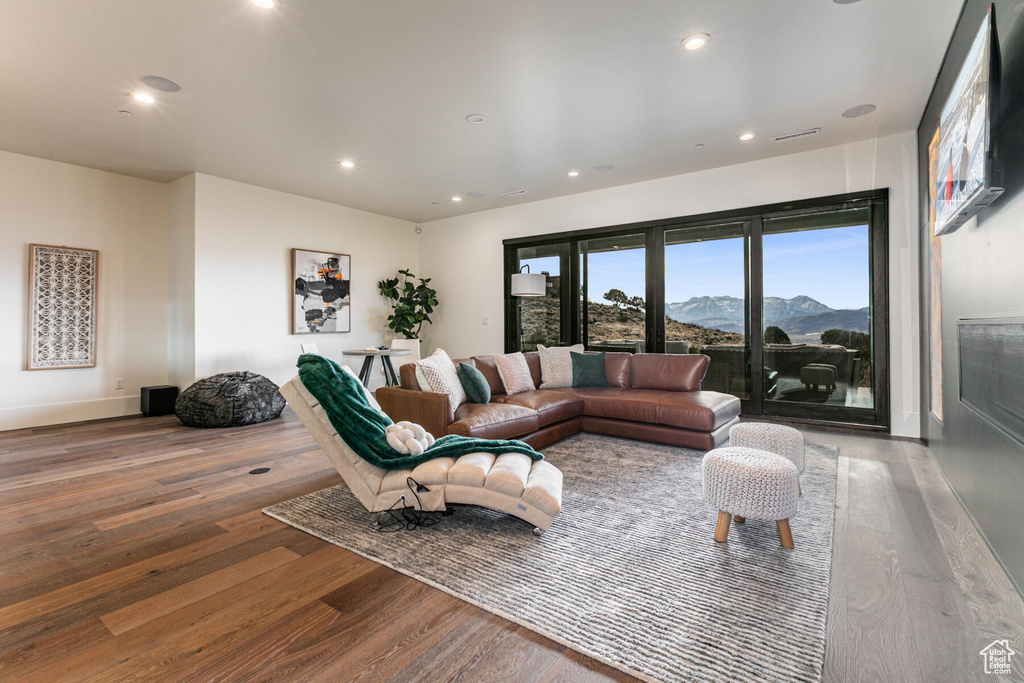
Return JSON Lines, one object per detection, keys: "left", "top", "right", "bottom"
{"left": 571, "top": 351, "right": 608, "bottom": 388}
{"left": 458, "top": 362, "right": 491, "bottom": 404}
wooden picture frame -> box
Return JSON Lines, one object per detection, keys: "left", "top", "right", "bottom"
{"left": 27, "top": 244, "right": 99, "bottom": 370}
{"left": 291, "top": 248, "right": 351, "bottom": 334}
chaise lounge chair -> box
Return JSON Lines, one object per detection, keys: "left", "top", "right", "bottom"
{"left": 279, "top": 375, "right": 563, "bottom": 534}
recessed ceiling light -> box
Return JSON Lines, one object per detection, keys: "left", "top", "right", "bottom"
{"left": 566, "top": 170, "right": 579, "bottom": 177}
{"left": 132, "top": 92, "right": 155, "bottom": 104}
{"left": 451, "top": 196, "right": 462, "bottom": 202}
{"left": 251, "top": 0, "right": 279, "bottom": 8}
{"left": 467, "top": 191, "right": 486, "bottom": 198}
{"left": 592, "top": 164, "right": 614, "bottom": 172}
{"left": 832, "top": 0, "right": 862, "bottom": 4}
{"left": 841, "top": 104, "right": 876, "bottom": 118}
{"left": 682, "top": 33, "right": 711, "bottom": 51}
{"left": 141, "top": 75, "right": 180, "bottom": 92}
{"left": 694, "top": 143, "right": 705, "bottom": 148}
{"left": 340, "top": 160, "right": 355, "bottom": 168}
{"left": 738, "top": 132, "right": 755, "bottom": 141}
{"left": 118, "top": 110, "right": 134, "bottom": 116}
{"left": 465, "top": 114, "right": 487, "bottom": 124}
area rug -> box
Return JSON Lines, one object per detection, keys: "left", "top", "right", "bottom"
{"left": 264, "top": 433, "right": 838, "bottom": 683}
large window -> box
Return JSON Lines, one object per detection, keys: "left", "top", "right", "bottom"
{"left": 504, "top": 191, "right": 889, "bottom": 429}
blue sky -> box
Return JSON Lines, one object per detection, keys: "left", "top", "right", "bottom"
{"left": 523, "top": 225, "right": 870, "bottom": 311}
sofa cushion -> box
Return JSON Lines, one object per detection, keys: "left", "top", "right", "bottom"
{"left": 628, "top": 353, "right": 709, "bottom": 392}
{"left": 447, "top": 403, "right": 539, "bottom": 440}
{"left": 491, "top": 390, "right": 584, "bottom": 428}
{"left": 567, "top": 387, "right": 740, "bottom": 432}
{"left": 524, "top": 352, "right": 543, "bottom": 388}
{"left": 604, "top": 352, "right": 631, "bottom": 388}
{"left": 470, "top": 355, "right": 507, "bottom": 396}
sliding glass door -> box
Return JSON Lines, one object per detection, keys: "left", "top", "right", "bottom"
{"left": 759, "top": 205, "right": 884, "bottom": 424}
{"left": 504, "top": 191, "right": 889, "bottom": 429}
{"left": 579, "top": 233, "right": 647, "bottom": 352}
{"left": 663, "top": 222, "right": 750, "bottom": 399}
{"left": 512, "top": 243, "right": 569, "bottom": 352}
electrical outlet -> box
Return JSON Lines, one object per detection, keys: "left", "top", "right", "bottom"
{"left": 115, "top": 379, "right": 124, "bottom": 390}
{"left": 482, "top": 316, "right": 489, "bottom": 325}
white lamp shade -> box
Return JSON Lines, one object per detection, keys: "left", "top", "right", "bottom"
{"left": 511, "top": 272, "right": 546, "bottom": 297}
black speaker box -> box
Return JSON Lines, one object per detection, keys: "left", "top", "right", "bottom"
{"left": 141, "top": 385, "right": 179, "bottom": 417}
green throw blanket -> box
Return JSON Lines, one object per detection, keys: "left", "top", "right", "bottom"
{"left": 296, "top": 354, "right": 542, "bottom": 470}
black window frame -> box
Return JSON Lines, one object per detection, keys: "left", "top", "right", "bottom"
{"left": 504, "top": 189, "right": 891, "bottom": 431}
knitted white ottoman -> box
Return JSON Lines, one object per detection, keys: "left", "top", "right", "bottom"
{"left": 730, "top": 421, "right": 805, "bottom": 494}
{"left": 702, "top": 446, "right": 800, "bottom": 548}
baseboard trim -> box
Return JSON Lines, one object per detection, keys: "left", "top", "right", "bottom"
{"left": 0, "top": 395, "right": 141, "bottom": 432}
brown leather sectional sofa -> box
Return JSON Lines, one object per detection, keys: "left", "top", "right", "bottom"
{"left": 376, "top": 352, "right": 742, "bottom": 451}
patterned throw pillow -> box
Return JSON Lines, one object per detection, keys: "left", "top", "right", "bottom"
{"left": 414, "top": 348, "right": 466, "bottom": 420}
{"left": 492, "top": 352, "right": 535, "bottom": 395}
{"left": 536, "top": 343, "right": 584, "bottom": 389}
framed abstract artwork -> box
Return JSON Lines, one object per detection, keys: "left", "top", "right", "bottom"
{"left": 28, "top": 244, "right": 99, "bottom": 370}
{"left": 291, "top": 248, "right": 351, "bottom": 334}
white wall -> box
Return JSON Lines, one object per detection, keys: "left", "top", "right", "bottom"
{"left": 420, "top": 132, "right": 922, "bottom": 437}
{"left": 0, "top": 150, "right": 169, "bottom": 430}
{"left": 167, "top": 174, "right": 196, "bottom": 390}
{"left": 191, "top": 174, "right": 419, "bottom": 389}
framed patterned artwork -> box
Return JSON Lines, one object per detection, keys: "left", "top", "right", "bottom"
{"left": 27, "top": 244, "right": 99, "bottom": 370}
{"left": 291, "top": 248, "right": 351, "bottom": 334}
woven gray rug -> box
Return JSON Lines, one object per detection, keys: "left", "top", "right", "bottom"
{"left": 264, "top": 433, "right": 838, "bottom": 683}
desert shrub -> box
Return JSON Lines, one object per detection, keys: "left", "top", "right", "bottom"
{"left": 764, "top": 326, "right": 791, "bottom": 344}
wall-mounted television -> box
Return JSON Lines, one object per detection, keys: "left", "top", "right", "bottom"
{"left": 934, "top": 4, "right": 1003, "bottom": 236}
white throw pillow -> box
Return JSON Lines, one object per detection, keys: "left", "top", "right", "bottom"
{"left": 536, "top": 343, "right": 584, "bottom": 389}
{"left": 492, "top": 352, "right": 535, "bottom": 395}
{"left": 414, "top": 348, "right": 466, "bottom": 419}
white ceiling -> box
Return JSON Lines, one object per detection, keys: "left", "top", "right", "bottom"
{"left": 1, "top": 0, "right": 963, "bottom": 223}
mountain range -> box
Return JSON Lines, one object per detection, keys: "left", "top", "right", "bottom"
{"left": 666, "top": 295, "right": 868, "bottom": 336}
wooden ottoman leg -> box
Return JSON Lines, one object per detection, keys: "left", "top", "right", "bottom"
{"left": 733, "top": 515, "right": 745, "bottom": 524}
{"left": 798, "top": 482, "right": 802, "bottom": 496}
{"left": 714, "top": 511, "right": 731, "bottom": 543}
{"left": 777, "top": 519, "right": 794, "bottom": 549}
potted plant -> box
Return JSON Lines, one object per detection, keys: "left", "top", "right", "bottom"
{"left": 377, "top": 269, "right": 439, "bottom": 340}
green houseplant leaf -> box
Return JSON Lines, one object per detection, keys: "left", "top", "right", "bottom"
{"left": 377, "top": 269, "right": 440, "bottom": 339}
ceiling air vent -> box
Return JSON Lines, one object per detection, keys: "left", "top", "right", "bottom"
{"left": 500, "top": 189, "right": 530, "bottom": 197}
{"left": 772, "top": 128, "right": 821, "bottom": 143}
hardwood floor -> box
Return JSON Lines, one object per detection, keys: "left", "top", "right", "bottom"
{"left": 0, "top": 411, "right": 1021, "bottom": 682}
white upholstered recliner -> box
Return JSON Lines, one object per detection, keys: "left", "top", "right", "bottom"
{"left": 279, "top": 375, "right": 563, "bottom": 533}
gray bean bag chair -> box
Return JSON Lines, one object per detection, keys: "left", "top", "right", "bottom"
{"left": 176, "top": 371, "right": 286, "bottom": 428}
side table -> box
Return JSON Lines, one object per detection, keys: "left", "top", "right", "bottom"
{"left": 341, "top": 349, "right": 412, "bottom": 388}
